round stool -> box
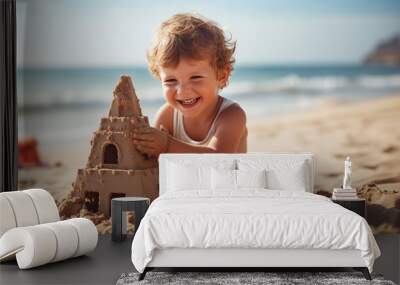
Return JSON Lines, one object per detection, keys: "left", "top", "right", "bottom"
{"left": 111, "top": 197, "right": 150, "bottom": 242}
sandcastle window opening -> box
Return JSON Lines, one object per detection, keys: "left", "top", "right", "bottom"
{"left": 84, "top": 191, "right": 99, "bottom": 212}
{"left": 103, "top": 143, "right": 119, "bottom": 164}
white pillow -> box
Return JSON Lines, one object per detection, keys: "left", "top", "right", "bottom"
{"left": 236, "top": 169, "right": 267, "bottom": 189}
{"left": 166, "top": 159, "right": 236, "bottom": 192}
{"left": 211, "top": 168, "right": 267, "bottom": 190}
{"left": 238, "top": 159, "right": 309, "bottom": 191}
{"left": 167, "top": 162, "right": 210, "bottom": 191}
{"left": 211, "top": 168, "right": 236, "bottom": 190}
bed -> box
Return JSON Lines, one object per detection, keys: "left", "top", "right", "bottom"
{"left": 131, "top": 153, "right": 381, "bottom": 280}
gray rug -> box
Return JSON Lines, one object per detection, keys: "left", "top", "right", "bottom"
{"left": 116, "top": 271, "right": 396, "bottom": 285}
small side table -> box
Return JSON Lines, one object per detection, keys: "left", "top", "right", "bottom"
{"left": 111, "top": 197, "right": 150, "bottom": 242}
{"left": 332, "top": 198, "right": 366, "bottom": 218}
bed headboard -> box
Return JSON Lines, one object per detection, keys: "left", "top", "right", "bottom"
{"left": 158, "top": 153, "right": 315, "bottom": 195}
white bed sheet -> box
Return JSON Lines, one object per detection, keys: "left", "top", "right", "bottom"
{"left": 131, "top": 190, "right": 380, "bottom": 273}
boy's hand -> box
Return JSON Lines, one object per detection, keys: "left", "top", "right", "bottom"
{"left": 133, "top": 125, "right": 169, "bottom": 157}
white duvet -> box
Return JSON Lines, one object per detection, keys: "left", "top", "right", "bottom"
{"left": 131, "top": 190, "right": 380, "bottom": 273}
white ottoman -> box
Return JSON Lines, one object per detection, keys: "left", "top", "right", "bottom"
{"left": 0, "top": 189, "right": 98, "bottom": 269}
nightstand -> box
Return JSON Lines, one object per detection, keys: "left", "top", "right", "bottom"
{"left": 111, "top": 197, "right": 150, "bottom": 242}
{"left": 332, "top": 198, "right": 366, "bottom": 218}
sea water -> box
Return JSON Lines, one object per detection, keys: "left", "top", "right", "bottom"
{"left": 17, "top": 65, "right": 400, "bottom": 144}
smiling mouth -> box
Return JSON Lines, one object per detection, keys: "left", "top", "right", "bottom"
{"left": 176, "top": 97, "right": 201, "bottom": 107}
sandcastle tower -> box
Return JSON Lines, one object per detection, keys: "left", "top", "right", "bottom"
{"left": 72, "top": 75, "right": 159, "bottom": 217}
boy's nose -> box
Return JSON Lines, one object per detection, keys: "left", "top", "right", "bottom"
{"left": 176, "top": 83, "right": 190, "bottom": 96}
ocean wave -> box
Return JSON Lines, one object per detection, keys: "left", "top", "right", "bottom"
{"left": 17, "top": 74, "right": 400, "bottom": 110}
{"left": 357, "top": 74, "right": 400, "bottom": 88}
{"left": 224, "top": 74, "right": 400, "bottom": 97}
{"left": 17, "top": 86, "right": 165, "bottom": 112}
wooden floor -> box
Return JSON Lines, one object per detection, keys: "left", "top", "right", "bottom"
{"left": 0, "top": 235, "right": 134, "bottom": 285}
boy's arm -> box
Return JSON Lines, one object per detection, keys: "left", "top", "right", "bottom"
{"left": 133, "top": 104, "right": 247, "bottom": 154}
{"left": 167, "top": 104, "right": 247, "bottom": 153}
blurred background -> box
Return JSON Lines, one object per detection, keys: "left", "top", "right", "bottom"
{"left": 16, "top": 0, "right": 400, "bottom": 233}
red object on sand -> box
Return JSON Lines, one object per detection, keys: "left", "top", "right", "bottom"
{"left": 18, "top": 138, "right": 42, "bottom": 167}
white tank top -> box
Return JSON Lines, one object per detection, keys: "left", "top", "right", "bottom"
{"left": 173, "top": 97, "right": 236, "bottom": 146}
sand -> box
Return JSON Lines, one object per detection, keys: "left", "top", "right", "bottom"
{"left": 18, "top": 94, "right": 400, "bottom": 234}
{"left": 248, "top": 95, "right": 400, "bottom": 193}
{"left": 18, "top": 141, "right": 90, "bottom": 204}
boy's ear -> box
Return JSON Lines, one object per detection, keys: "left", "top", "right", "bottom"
{"left": 218, "top": 65, "right": 232, "bottom": 89}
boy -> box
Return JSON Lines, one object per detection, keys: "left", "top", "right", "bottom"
{"left": 133, "top": 13, "right": 247, "bottom": 156}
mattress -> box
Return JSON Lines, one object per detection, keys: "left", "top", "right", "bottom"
{"left": 131, "top": 190, "right": 380, "bottom": 273}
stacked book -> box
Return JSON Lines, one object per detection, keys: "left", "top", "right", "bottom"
{"left": 332, "top": 188, "right": 359, "bottom": 200}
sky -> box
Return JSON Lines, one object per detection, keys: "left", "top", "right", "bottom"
{"left": 16, "top": 0, "right": 400, "bottom": 68}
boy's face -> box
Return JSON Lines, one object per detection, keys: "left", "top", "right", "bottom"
{"left": 159, "top": 57, "right": 225, "bottom": 119}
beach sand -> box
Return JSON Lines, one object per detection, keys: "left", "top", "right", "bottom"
{"left": 247, "top": 94, "right": 400, "bottom": 234}
{"left": 18, "top": 94, "right": 400, "bottom": 234}
{"left": 248, "top": 94, "right": 400, "bottom": 193}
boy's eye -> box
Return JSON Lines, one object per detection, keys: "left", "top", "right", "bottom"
{"left": 163, "top": 79, "right": 177, "bottom": 86}
{"left": 190, "top": 75, "right": 203, "bottom": 81}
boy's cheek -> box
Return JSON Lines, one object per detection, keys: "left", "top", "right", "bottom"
{"left": 164, "top": 93, "right": 178, "bottom": 107}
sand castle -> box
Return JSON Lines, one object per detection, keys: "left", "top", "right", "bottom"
{"left": 71, "top": 75, "right": 159, "bottom": 217}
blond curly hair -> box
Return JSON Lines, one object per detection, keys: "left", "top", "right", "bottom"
{"left": 147, "top": 13, "right": 236, "bottom": 88}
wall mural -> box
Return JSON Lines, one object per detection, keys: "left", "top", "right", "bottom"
{"left": 17, "top": 1, "right": 400, "bottom": 235}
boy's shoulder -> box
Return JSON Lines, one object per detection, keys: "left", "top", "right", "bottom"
{"left": 218, "top": 98, "right": 246, "bottom": 124}
{"left": 215, "top": 97, "right": 247, "bottom": 131}
{"left": 157, "top": 102, "right": 174, "bottom": 115}
{"left": 154, "top": 103, "right": 174, "bottom": 132}
{"left": 214, "top": 98, "right": 247, "bottom": 138}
